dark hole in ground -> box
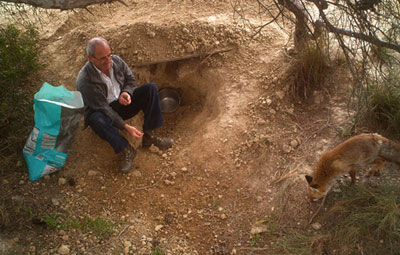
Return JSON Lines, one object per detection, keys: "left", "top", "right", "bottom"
{"left": 133, "top": 59, "right": 223, "bottom": 137}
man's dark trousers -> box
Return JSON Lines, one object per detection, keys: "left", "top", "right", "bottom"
{"left": 88, "top": 83, "right": 164, "bottom": 154}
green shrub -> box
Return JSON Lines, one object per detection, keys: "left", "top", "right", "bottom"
{"left": 0, "top": 24, "right": 41, "bottom": 89}
{"left": 363, "top": 73, "right": 400, "bottom": 135}
{"left": 0, "top": 24, "right": 41, "bottom": 174}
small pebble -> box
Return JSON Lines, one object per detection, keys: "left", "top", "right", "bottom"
{"left": 58, "top": 178, "right": 67, "bottom": 185}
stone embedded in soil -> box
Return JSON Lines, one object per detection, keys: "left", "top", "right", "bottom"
{"left": 276, "top": 91, "right": 285, "bottom": 100}
{"left": 290, "top": 139, "right": 299, "bottom": 148}
{"left": 87, "top": 170, "right": 99, "bottom": 176}
{"left": 149, "top": 144, "right": 160, "bottom": 153}
{"left": 29, "top": 246, "right": 36, "bottom": 252}
{"left": 311, "top": 222, "right": 322, "bottom": 230}
{"left": 58, "top": 245, "right": 70, "bottom": 254}
{"left": 250, "top": 225, "right": 268, "bottom": 235}
{"left": 282, "top": 144, "right": 292, "bottom": 153}
{"left": 124, "top": 240, "right": 132, "bottom": 248}
{"left": 164, "top": 179, "right": 175, "bottom": 185}
{"left": 132, "top": 170, "right": 142, "bottom": 177}
{"left": 51, "top": 198, "right": 60, "bottom": 206}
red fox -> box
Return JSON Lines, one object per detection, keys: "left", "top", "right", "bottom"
{"left": 305, "top": 133, "right": 400, "bottom": 202}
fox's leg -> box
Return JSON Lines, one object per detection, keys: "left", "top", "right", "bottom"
{"left": 349, "top": 166, "right": 356, "bottom": 184}
{"left": 367, "top": 157, "right": 386, "bottom": 177}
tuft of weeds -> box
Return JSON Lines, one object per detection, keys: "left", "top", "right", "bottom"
{"left": 362, "top": 77, "right": 400, "bottom": 135}
{"left": 151, "top": 247, "right": 165, "bottom": 255}
{"left": 288, "top": 43, "right": 330, "bottom": 100}
{"left": 335, "top": 118, "right": 356, "bottom": 138}
{"left": 263, "top": 183, "right": 400, "bottom": 255}
{"left": 355, "top": 52, "right": 400, "bottom": 137}
{"left": 323, "top": 183, "right": 400, "bottom": 254}
{"left": 33, "top": 212, "right": 117, "bottom": 239}
{"left": 0, "top": 195, "right": 26, "bottom": 230}
{"left": 0, "top": 197, "right": 11, "bottom": 228}
{"left": 250, "top": 233, "right": 261, "bottom": 247}
{"left": 82, "top": 216, "right": 117, "bottom": 238}
{"left": 64, "top": 216, "right": 117, "bottom": 239}
{"left": 259, "top": 218, "right": 317, "bottom": 255}
{"left": 273, "top": 231, "right": 316, "bottom": 255}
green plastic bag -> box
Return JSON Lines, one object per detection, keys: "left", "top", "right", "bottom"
{"left": 23, "top": 82, "right": 83, "bottom": 181}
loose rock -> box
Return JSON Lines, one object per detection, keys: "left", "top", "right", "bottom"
{"left": 58, "top": 245, "right": 70, "bottom": 255}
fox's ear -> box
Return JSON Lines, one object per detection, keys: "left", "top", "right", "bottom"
{"left": 305, "top": 175, "right": 313, "bottom": 184}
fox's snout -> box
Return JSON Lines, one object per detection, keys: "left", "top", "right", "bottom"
{"left": 307, "top": 186, "right": 325, "bottom": 202}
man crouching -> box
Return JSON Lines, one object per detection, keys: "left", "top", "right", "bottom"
{"left": 76, "top": 37, "right": 173, "bottom": 173}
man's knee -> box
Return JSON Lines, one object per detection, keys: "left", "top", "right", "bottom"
{"left": 88, "top": 112, "right": 112, "bottom": 127}
{"left": 144, "top": 83, "right": 158, "bottom": 93}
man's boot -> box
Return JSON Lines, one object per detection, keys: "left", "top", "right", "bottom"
{"left": 120, "top": 144, "right": 136, "bottom": 173}
{"left": 142, "top": 131, "right": 173, "bottom": 150}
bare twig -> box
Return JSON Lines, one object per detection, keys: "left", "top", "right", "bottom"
{"left": 133, "top": 172, "right": 166, "bottom": 190}
{"left": 110, "top": 182, "right": 128, "bottom": 199}
{"left": 84, "top": 7, "right": 94, "bottom": 15}
{"left": 89, "top": 224, "right": 130, "bottom": 252}
{"left": 272, "top": 170, "right": 297, "bottom": 184}
{"left": 116, "top": 224, "right": 130, "bottom": 239}
{"left": 117, "top": 0, "right": 128, "bottom": 7}
{"left": 237, "top": 247, "right": 269, "bottom": 251}
{"left": 132, "top": 47, "right": 236, "bottom": 67}
{"left": 308, "top": 193, "right": 327, "bottom": 224}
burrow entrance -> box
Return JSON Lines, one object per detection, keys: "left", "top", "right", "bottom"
{"left": 132, "top": 58, "right": 224, "bottom": 138}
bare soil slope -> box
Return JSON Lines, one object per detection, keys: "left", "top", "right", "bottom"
{"left": 1, "top": 1, "right": 357, "bottom": 254}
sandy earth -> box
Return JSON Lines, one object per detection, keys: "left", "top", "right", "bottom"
{"left": 1, "top": 0, "right": 360, "bottom": 254}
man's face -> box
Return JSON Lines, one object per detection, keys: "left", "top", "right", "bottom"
{"left": 88, "top": 42, "right": 111, "bottom": 74}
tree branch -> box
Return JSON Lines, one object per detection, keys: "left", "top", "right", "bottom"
{"left": 310, "top": 0, "right": 400, "bottom": 53}
{"left": 327, "top": 25, "right": 400, "bottom": 53}
{"left": 0, "top": 0, "right": 125, "bottom": 10}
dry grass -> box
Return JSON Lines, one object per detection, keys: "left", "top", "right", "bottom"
{"left": 360, "top": 71, "right": 400, "bottom": 137}
{"left": 288, "top": 43, "right": 330, "bottom": 100}
{"left": 265, "top": 182, "right": 400, "bottom": 255}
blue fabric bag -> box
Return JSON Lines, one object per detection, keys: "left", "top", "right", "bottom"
{"left": 23, "top": 82, "right": 83, "bottom": 181}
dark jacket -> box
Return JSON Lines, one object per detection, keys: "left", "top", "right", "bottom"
{"left": 76, "top": 55, "right": 137, "bottom": 130}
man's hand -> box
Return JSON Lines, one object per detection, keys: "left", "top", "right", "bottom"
{"left": 124, "top": 124, "right": 143, "bottom": 138}
{"left": 119, "top": 92, "right": 131, "bottom": 106}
